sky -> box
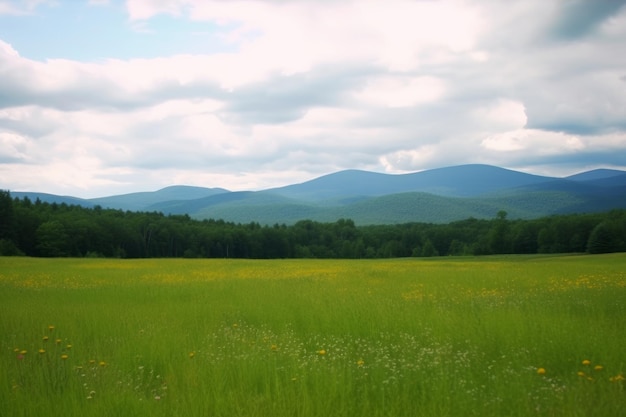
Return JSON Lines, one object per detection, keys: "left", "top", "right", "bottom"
{"left": 1, "top": 0, "right": 626, "bottom": 198}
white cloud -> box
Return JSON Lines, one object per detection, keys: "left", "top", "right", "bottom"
{"left": 0, "top": 131, "right": 31, "bottom": 162}
{"left": 356, "top": 76, "right": 447, "bottom": 108}
{"left": 481, "top": 129, "right": 585, "bottom": 154}
{"left": 125, "top": 0, "right": 190, "bottom": 20}
{"left": 380, "top": 145, "right": 437, "bottom": 173}
{"left": 0, "top": 0, "right": 53, "bottom": 15}
{"left": 125, "top": 0, "right": 485, "bottom": 77}
{"left": 0, "top": 39, "right": 19, "bottom": 57}
{"left": 471, "top": 99, "right": 527, "bottom": 131}
{"left": 0, "top": 0, "right": 625, "bottom": 196}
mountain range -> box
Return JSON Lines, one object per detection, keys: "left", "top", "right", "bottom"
{"left": 10, "top": 164, "right": 626, "bottom": 225}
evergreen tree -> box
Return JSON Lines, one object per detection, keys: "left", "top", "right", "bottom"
{"left": 587, "top": 222, "right": 621, "bottom": 254}
{"left": 0, "top": 190, "right": 14, "bottom": 241}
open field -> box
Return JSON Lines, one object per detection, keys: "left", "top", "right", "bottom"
{"left": 1, "top": 254, "right": 625, "bottom": 417}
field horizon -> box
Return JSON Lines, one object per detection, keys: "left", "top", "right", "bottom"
{"left": 1, "top": 254, "right": 625, "bottom": 416}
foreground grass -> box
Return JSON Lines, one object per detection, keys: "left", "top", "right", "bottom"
{"left": 1, "top": 254, "right": 625, "bottom": 417}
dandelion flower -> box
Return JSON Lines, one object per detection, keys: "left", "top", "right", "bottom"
{"left": 189, "top": 352, "right": 195, "bottom": 358}
{"left": 99, "top": 361, "right": 106, "bottom": 367}
{"left": 357, "top": 359, "right": 365, "bottom": 367}
{"left": 89, "top": 359, "right": 96, "bottom": 364}
{"left": 271, "top": 344, "right": 278, "bottom": 351}
{"left": 20, "top": 350, "right": 27, "bottom": 355}
{"left": 582, "top": 359, "right": 591, "bottom": 366}
{"left": 42, "top": 336, "right": 49, "bottom": 342}
{"left": 594, "top": 365, "right": 603, "bottom": 371}
{"left": 66, "top": 344, "right": 72, "bottom": 349}
{"left": 38, "top": 349, "right": 45, "bottom": 354}
{"left": 55, "top": 339, "right": 62, "bottom": 344}
{"left": 61, "top": 354, "right": 69, "bottom": 360}
{"left": 537, "top": 368, "right": 546, "bottom": 375}
{"left": 577, "top": 371, "right": 586, "bottom": 377}
{"left": 610, "top": 374, "right": 624, "bottom": 382}
{"left": 48, "top": 325, "right": 55, "bottom": 331}
{"left": 317, "top": 349, "right": 327, "bottom": 355}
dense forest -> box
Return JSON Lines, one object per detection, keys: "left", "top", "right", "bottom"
{"left": 1, "top": 190, "right": 625, "bottom": 258}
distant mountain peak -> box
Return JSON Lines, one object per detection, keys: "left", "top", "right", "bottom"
{"left": 566, "top": 168, "right": 626, "bottom": 182}
{"left": 8, "top": 164, "right": 626, "bottom": 224}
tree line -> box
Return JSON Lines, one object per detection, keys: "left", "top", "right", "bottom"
{"left": 1, "top": 190, "right": 624, "bottom": 258}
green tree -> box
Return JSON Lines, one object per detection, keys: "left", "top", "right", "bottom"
{"left": 587, "top": 221, "right": 622, "bottom": 254}
{"left": 511, "top": 222, "right": 538, "bottom": 254}
{"left": 0, "top": 190, "right": 15, "bottom": 241}
{"left": 0, "top": 239, "right": 23, "bottom": 255}
{"left": 448, "top": 239, "right": 468, "bottom": 256}
{"left": 36, "top": 220, "right": 70, "bottom": 257}
{"left": 489, "top": 210, "right": 509, "bottom": 254}
{"left": 421, "top": 238, "right": 439, "bottom": 257}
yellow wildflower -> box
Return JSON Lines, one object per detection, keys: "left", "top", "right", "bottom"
{"left": 48, "top": 325, "right": 55, "bottom": 331}
{"left": 582, "top": 359, "right": 591, "bottom": 366}
{"left": 537, "top": 368, "right": 546, "bottom": 375}
{"left": 577, "top": 371, "right": 586, "bottom": 377}
{"left": 66, "top": 344, "right": 72, "bottom": 349}
{"left": 594, "top": 365, "right": 604, "bottom": 371}
{"left": 189, "top": 352, "right": 195, "bottom": 358}
{"left": 42, "top": 336, "right": 49, "bottom": 342}
{"left": 61, "top": 354, "right": 69, "bottom": 360}
{"left": 99, "top": 361, "right": 107, "bottom": 367}
{"left": 317, "top": 349, "right": 327, "bottom": 355}
{"left": 38, "top": 349, "right": 45, "bottom": 354}
{"left": 357, "top": 359, "right": 365, "bottom": 367}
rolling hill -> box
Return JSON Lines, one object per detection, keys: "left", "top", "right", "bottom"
{"left": 8, "top": 164, "right": 626, "bottom": 224}
{"left": 10, "top": 192, "right": 95, "bottom": 208}
{"left": 266, "top": 164, "right": 555, "bottom": 200}
{"left": 90, "top": 185, "right": 229, "bottom": 211}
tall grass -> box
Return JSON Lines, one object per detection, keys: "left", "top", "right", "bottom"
{"left": 1, "top": 254, "right": 625, "bottom": 416}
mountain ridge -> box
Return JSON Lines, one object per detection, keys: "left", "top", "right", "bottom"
{"left": 8, "top": 164, "right": 626, "bottom": 224}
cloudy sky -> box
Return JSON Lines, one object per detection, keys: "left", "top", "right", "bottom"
{"left": 1, "top": 0, "right": 626, "bottom": 197}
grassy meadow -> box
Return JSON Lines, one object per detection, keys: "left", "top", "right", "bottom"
{"left": 1, "top": 254, "right": 625, "bottom": 417}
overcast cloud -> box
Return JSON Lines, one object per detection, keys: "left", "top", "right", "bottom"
{"left": 1, "top": 0, "right": 626, "bottom": 197}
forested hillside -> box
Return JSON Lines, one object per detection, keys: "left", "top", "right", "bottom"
{"left": 10, "top": 165, "right": 626, "bottom": 225}
{"left": 1, "top": 190, "right": 624, "bottom": 258}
